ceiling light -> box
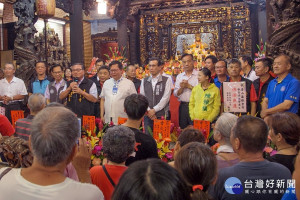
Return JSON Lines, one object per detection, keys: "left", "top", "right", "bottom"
{"left": 98, "top": 0, "right": 107, "bottom": 15}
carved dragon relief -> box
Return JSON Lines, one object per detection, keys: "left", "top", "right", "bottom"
{"left": 267, "top": 0, "right": 300, "bottom": 75}
{"left": 13, "top": 0, "right": 94, "bottom": 86}
{"left": 13, "top": 0, "right": 38, "bottom": 86}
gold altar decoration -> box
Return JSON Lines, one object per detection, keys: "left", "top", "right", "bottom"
{"left": 138, "top": 2, "right": 252, "bottom": 65}
{"left": 174, "top": 32, "right": 216, "bottom": 68}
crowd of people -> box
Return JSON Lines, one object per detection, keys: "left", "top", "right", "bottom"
{"left": 0, "top": 53, "right": 299, "bottom": 128}
{"left": 0, "top": 53, "right": 300, "bottom": 200}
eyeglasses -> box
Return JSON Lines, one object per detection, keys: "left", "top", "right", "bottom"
{"left": 72, "top": 69, "right": 83, "bottom": 72}
{"left": 110, "top": 69, "right": 120, "bottom": 73}
{"left": 52, "top": 71, "right": 63, "bottom": 74}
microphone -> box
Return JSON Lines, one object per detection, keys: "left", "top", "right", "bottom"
{"left": 74, "top": 77, "right": 79, "bottom": 98}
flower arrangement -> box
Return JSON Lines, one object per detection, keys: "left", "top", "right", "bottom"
{"left": 163, "top": 60, "right": 183, "bottom": 76}
{"left": 87, "top": 57, "right": 99, "bottom": 77}
{"left": 136, "top": 66, "right": 149, "bottom": 79}
{"left": 156, "top": 133, "right": 174, "bottom": 162}
{"left": 151, "top": 116, "right": 182, "bottom": 162}
{"left": 104, "top": 46, "right": 128, "bottom": 68}
{"left": 263, "top": 135, "right": 277, "bottom": 158}
{"left": 211, "top": 143, "right": 220, "bottom": 154}
{"left": 81, "top": 119, "right": 113, "bottom": 166}
{"left": 254, "top": 39, "right": 266, "bottom": 62}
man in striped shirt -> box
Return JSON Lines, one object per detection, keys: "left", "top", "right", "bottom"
{"left": 14, "top": 94, "right": 45, "bottom": 140}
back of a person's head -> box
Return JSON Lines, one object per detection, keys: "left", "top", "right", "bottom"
{"left": 30, "top": 107, "right": 79, "bottom": 166}
{"left": 269, "top": 112, "right": 300, "bottom": 146}
{"left": 205, "top": 55, "right": 218, "bottom": 64}
{"left": 28, "top": 93, "right": 45, "bottom": 114}
{"left": 174, "top": 142, "right": 216, "bottom": 200}
{"left": 103, "top": 125, "right": 135, "bottom": 163}
{"left": 45, "top": 102, "right": 64, "bottom": 108}
{"left": 215, "top": 113, "right": 238, "bottom": 144}
{"left": 112, "top": 159, "right": 191, "bottom": 200}
{"left": 124, "top": 94, "right": 149, "bottom": 120}
{"left": 240, "top": 55, "right": 253, "bottom": 66}
{"left": 178, "top": 128, "right": 206, "bottom": 147}
{"left": 232, "top": 115, "right": 268, "bottom": 153}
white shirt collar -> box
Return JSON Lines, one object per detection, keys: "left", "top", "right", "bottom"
{"left": 216, "top": 144, "right": 234, "bottom": 154}
{"left": 55, "top": 79, "right": 64, "bottom": 84}
{"left": 5, "top": 76, "right": 17, "bottom": 83}
{"left": 78, "top": 77, "right": 84, "bottom": 85}
{"left": 183, "top": 69, "right": 198, "bottom": 76}
{"left": 113, "top": 77, "right": 123, "bottom": 84}
{"left": 151, "top": 74, "right": 161, "bottom": 80}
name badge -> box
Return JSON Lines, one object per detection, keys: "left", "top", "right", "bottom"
{"left": 112, "top": 85, "right": 118, "bottom": 95}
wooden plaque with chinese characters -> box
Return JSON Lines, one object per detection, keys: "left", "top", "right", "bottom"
{"left": 193, "top": 120, "right": 210, "bottom": 139}
{"left": 118, "top": 117, "right": 128, "bottom": 125}
{"left": 223, "top": 82, "right": 247, "bottom": 113}
{"left": 11, "top": 110, "right": 24, "bottom": 128}
{"left": 82, "top": 115, "right": 95, "bottom": 134}
{"left": 153, "top": 119, "right": 171, "bottom": 140}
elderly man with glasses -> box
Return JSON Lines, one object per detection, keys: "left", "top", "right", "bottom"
{"left": 0, "top": 63, "right": 27, "bottom": 122}
{"left": 100, "top": 61, "right": 136, "bottom": 124}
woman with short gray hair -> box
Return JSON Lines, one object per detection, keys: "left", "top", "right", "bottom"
{"left": 213, "top": 112, "right": 239, "bottom": 169}
{"left": 90, "top": 125, "right": 135, "bottom": 200}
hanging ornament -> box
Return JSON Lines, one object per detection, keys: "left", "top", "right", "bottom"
{"left": 36, "top": 0, "right": 56, "bottom": 19}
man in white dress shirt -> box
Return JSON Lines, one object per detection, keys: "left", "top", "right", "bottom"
{"left": 0, "top": 63, "right": 27, "bottom": 122}
{"left": 240, "top": 55, "right": 258, "bottom": 81}
{"left": 173, "top": 54, "right": 198, "bottom": 129}
{"left": 100, "top": 61, "right": 137, "bottom": 124}
{"left": 140, "top": 58, "right": 172, "bottom": 135}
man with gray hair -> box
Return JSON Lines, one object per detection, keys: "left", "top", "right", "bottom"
{"left": 210, "top": 115, "right": 291, "bottom": 200}
{"left": 0, "top": 107, "right": 104, "bottom": 200}
{"left": 0, "top": 63, "right": 28, "bottom": 122}
{"left": 14, "top": 93, "right": 45, "bottom": 140}
{"left": 213, "top": 112, "right": 239, "bottom": 169}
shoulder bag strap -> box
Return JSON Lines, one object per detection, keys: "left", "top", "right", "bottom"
{"left": 0, "top": 167, "right": 12, "bottom": 180}
{"left": 102, "top": 165, "right": 115, "bottom": 187}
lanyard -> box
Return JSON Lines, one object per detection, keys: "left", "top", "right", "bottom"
{"left": 112, "top": 78, "right": 122, "bottom": 95}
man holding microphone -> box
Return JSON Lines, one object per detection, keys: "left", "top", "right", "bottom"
{"left": 60, "top": 63, "right": 97, "bottom": 118}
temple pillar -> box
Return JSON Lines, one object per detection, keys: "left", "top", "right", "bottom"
{"left": 115, "top": 0, "right": 129, "bottom": 58}
{"left": 128, "top": 15, "right": 139, "bottom": 64}
{"left": 70, "top": 0, "right": 84, "bottom": 64}
{"left": 249, "top": 3, "right": 259, "bottom": 58}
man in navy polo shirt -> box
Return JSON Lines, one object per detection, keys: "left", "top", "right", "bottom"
{"left": 214, "top": 60, "right": 229, "bottom": 89}
{"left": 261, "top": 54, "right": 300, "bottom": 118}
